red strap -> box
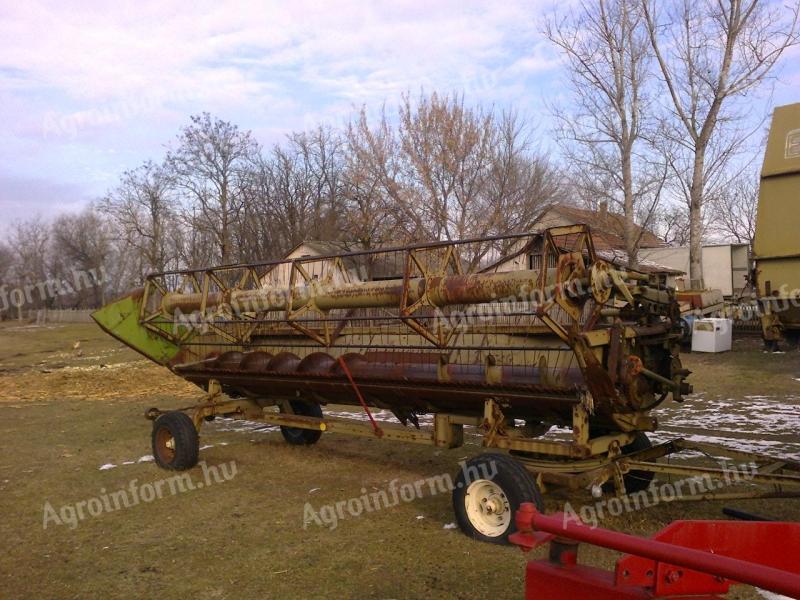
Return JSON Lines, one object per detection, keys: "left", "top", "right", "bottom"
{"left": 337, "top": 356, "right": 383, "bottom": 437}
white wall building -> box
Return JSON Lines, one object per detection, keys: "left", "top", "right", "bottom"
{"left": 638, "top": 244, "right": 750, "bottom": 297}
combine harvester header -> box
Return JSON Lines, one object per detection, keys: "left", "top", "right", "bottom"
{"left": 93, "top": 224, "right": 800, "bottom": 543}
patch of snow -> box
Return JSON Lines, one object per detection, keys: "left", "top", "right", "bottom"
{"left": 98, "top": 463, "right": 116, "bottom": 471}
{"left": 651, "top": 393, "right": 800, "bottom": 460}
{"left": 137, "top": 455, "right": 154, "bottom": 463}
{"left": 757, "top": 591, "right": 792, "bottom": 600}
{"left": 443, "top": 523, "right": 458, "bottom": 530}
{"left": 308, "top": 488, "right": 320, "bottom": 494}
{"left": 416, "top": 515, "right": 425, "bottom": 520}
{"left": 199, "top": 444, "right": 214, "bottom": 450}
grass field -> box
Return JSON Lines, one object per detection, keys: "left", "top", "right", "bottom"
{"left": 0, "top": 322, "right": 798, "bottom": 599}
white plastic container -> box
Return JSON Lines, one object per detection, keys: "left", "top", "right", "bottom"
{"left": 691, "top": 318, "right": 733, "bottom": 353}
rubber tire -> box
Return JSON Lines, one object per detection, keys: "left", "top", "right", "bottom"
{"left": 604, "top": 432, "right": 654, "bottom": 494}
{"left": 152, "top": 411, "right": 199, "bottom": 471}
{"left": 280, "top": 400, "right": 323, "bottom": 445}
{"left": 452, "top": 453, "right": 543, "bottom": 545}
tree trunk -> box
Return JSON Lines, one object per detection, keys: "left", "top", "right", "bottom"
{"left": 220, "top": 180, "right": 230, "bottom": 265}
{"left": 688, "top": 150, "right": 705, "bottom": 289}
{"left": 622, "top": 149, "right": 638, "bottom": 269}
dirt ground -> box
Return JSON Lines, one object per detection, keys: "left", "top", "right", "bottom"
{"left": 0, "top": 322, "right": 798, "bottom": 599}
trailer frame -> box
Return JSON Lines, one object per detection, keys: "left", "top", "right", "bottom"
{"left": 145, "top": 381, "right": 800, "bottom": 502}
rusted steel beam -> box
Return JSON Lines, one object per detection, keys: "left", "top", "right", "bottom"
{"left": 161, "top": 268, "right": 590, "bottom": 315}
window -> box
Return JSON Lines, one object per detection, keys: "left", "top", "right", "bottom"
{"left": 786, "top": 129, "right": 800, "bottom": 159}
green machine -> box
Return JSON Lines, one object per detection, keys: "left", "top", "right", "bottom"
{"left": 754, "top": 102, "right": 800, "bottom": 347}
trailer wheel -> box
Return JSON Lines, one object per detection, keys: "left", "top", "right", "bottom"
{"left": 452, "top": 453, "right": 543, "bottom": 544}
{"left": 280, "top": 400, "right": 323, "bottom": 445}
{"left": 152, "top": 411, "right": 199, "bottom": 471}
{"left": 605, "top": 432, "right": 654, "bottom": 494}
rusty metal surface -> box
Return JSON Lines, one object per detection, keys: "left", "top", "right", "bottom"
{"left": 174, "top": 349, "right": 586, "bottom": 421}
{"left": 161, "top": 268, "right": 573, "bottom": 316}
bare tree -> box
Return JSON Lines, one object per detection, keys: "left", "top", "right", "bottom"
{"left": 642, "top": 0, "right": 799, "bottom": 287}
{"left": 79, "top": 96, "right": 559, "bottom": 277}
{"left": 655, "top": 204, "right": 692, "bottom": 246}
{"left": 7, "top": 218, "right": 51, "bottom": 318}
{"left": 341, "top": 121, "right": 397, "bottom": 250}
{"left": 0, "top": 241, "right": 14, "bottom": 318}
{"left": 0, "top": 243, "right": 11, "bottom": 280}
{"left": 397, "top": 92, "right": 498, "bottom": 242}
{"left": 99, "top": 160, "right": 175, "bottom": 278}
{"left": 51, "top": 210, "right": 112, "bottom": 307}
{"left": 177, "top": 207, "right": 218, "bottom": 270}
{"left": 299, "top": 126, "right": 348, "bottom": 241}
{"left": 166, "top": 113, "right": 260, "bottom": 264}
{"left": 348, "top": 92, "right": 563, "bottom": 265}
{"left": 483, "top": 112, "right": 564, "bottom": 242}
{"left": 546, "top": 0, "right": 667, "bottom": 267}
{"left": 242, "top": 126, "right": 346, "bottom": 256}
{"left": 346, "top": 104, "right": 421, "bottom": 243}
{"left": 708, "top": 169, "right": 759, "bottom": 245}
{"left": 235, "top": 158, "right": 284, "bottom": 264}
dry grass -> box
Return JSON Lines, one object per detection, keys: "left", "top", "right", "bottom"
{"left": 0, "top": 323, "right": 798, "bottom": 599}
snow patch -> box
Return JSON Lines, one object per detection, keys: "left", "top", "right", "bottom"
{"left": 652, "top": 393, "right": 800, "bottom": 460}
{"left": 757, "top": 591, "right": 792, "bottom": 600}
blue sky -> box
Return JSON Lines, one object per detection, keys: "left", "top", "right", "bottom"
{"left": 1, "top": 0, "right": 798, "bottom": 230}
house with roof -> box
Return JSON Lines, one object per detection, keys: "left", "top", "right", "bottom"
{"left": 261, "top": 240, "right": 444, "bottom": 287}
{"left": 531, "top": 204, "right": 749, "bottom": 296}
{"left": 639, "top": 243, "right": 750, "bottom": 297}
{"left": 262, "top": 203, "right": 684, "bottom": 288}
{"left": 481, "top": 203, "right": 684, "bottom": 287}
{"left": 534, "top": 203, "right": 666, "bottom": 254}
{"left": 261, "top": 241, "right": 365, "bottom": 287}
{"left": 262, "top": 203, "right": 754, "bottom": 307}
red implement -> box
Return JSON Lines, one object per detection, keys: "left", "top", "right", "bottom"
{"left": 510, "top": 503, "right": 800, "bottom": 599}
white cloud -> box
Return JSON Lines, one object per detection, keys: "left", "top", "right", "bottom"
{"left": 0, "top": 1, "right": 555, "bottom": 114}
{"left": 0, "top": 0, "right": 795, "bottom": 227}
{"left": 0, "top": 1, "right": 563, "bottom": 224}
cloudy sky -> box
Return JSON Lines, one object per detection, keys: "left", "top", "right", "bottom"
{"left": 1, "top": 0, "right": 798, "bottom": 230}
